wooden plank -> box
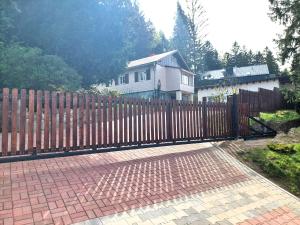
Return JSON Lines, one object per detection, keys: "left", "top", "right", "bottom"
{"left": 103, "top": 96, "right": 108, "bottom": 147}
{"left": 176, "top": 101, "right": 180, "bottom": 140}
{"left": 36, "top": 90, "right": 42, "bottom": 151}
{"left": 44, "top": 91, "right": 50, "bottom": 151}
{"left": 133, "top": 98, "right": 137, "bottom": 144}
{"left": 138, "top": 99, "right": 142, "bottom": 144}
{"left": 142, "top": 99, "right": 146, "bottom": 143}
{"left": 59, "top": 92, "right": 64, "bottom": 149}
{"left": 65, "top": 93, "right": 71, "bottom": 150}
{"left": 1, "top": 88, "right": 9, "bottom": 156}
{"left": 28, "top": 90, "right": 35, "bottom": 153}
{"left": 11, "top": 89, "right": 18, "bottom": 155}
{"left": 128, "top": 98, "right": 132, "bottom": 144}
{"left": 19, "top": 89, "right": 27, "bottom": 154}
{"left": 150, "top": 100, "right": 154, "bottom": 143}
{"left": 202, "top": 98, "right": 208, "bottom": 139}
{"left": 108, "top": 96, "right": 112, "bottom": 146}
{"left": 72, "top": 93, "right": 78, "bottom": 148}
{"left": 91, "top": 95, "right": 96, "bottom": 148}
{"left": 146, "top": 100, "right": 150, "bottom": 143}
{"left": 123, "top": 98, "right": 128, "bottom": 144}
{"left": 97, "top": 96, "right": 102, "bottom": 147}
{"left": 119, "top": 97, "right": 123, "bottom": 145}
{"left": 51, "top": 92, "right": 57, "bottom": 150}
{"left": 85, "top": 94, "right": 90, "bottom": 147}
{"left": 79, "top": 95, "right": 84, "bottom": 149}
{"left": 162, "top": 100, "right": 167, "bottom": 141}
{"left": 113, "top": 97, "right": 118, "bottom": 145}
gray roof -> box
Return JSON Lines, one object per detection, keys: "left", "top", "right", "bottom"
{"left": 233, "top": 64, "right": 269, "bottom": 77}
{"left": 127, "top": 50, "right": 190, "bottom": 71}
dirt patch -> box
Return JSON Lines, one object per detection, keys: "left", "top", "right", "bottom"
{"left": 266, "top": 118, "right": 300, "bottom": 133}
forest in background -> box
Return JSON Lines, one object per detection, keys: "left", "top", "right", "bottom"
{"left": 0, "top": 0, "right": 284, "bottom": 91}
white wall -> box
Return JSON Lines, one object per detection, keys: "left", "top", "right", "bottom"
{"left": 98, "top": 64, "right": 195, "bottom": 95}
{"left": 197, "top": 79, "right": 280, "bottom": 101}
{"left": 98, "top": 66, "right": 155, "bottom": 94}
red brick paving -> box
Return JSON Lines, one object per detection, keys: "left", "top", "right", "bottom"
{"left": 0, "top": 148, "right": 248, "bottom": 225}
{"left": 238, "top": 207, "right": 300, "bottom": 225}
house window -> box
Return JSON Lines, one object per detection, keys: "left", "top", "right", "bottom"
{"left": 146, "top": 69, "right": 151, "bottom": 80}
{"left": 188, "top": 76, "right": 193, "bottom": 86}
{"left": 135, "top": 72, "right": 139, "bottom": 82}
{"left": 139, "top": 71, "right": 147, "bottom": 81}
{"left": 119, "top": 74, "right": 129, "bottom": 85}
{"left": 181, "top": 74, "right": 189, "bottom": 85}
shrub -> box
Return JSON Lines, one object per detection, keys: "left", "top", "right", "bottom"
{"left": 267, "top": 143, "right": 296, "bottom": 154}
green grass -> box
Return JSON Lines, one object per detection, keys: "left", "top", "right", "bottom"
{"left": 259, "top": 110, "right": 300, "bottom": 123}
{"left": 240, "top": 143, "right": 300, "bottom": 196}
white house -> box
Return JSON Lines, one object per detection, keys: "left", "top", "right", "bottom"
{"left": 99, "top": 50, "right": 195, "bottom": 101}
{"left": 197, "top": 64, "right": 280, "bottom": 101}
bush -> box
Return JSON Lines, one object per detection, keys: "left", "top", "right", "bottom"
{"left": 267, "top": 143, "right": 296, "bottom": 154}
{"left": 242, "top": 146, "right": 300, "bottom": 196}
{"left": 0, "top": 43, "right": 81, "bottom": 91}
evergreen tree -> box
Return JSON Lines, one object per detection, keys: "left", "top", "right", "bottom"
{"left": 202, "top": 41, "right": 222, "bottom": 71}
{"left": 253, "top": 51, "right": 266, "bottom": 64}
{"left": 172, "top": 1, "right": 207, "bottom": 74}
{"left": 153, "top": 31, "right": 171, "bottom": 54}
{"left": 172, "top": 2, "right": 193, "bottom": 69}
{"left": 264, "top": 47, "right": 280, "bottom": 74}
{"left": 12, "top": 0, "right": 156, "bottom": 87}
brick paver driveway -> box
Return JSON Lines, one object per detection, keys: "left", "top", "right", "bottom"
{"left": 0, "top": 143, "right": 299, "bottom": 225}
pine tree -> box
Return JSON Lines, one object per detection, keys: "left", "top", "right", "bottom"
{"left": 202, "top": 41, "right": 222, "bottom": 71}
{"left": 263, "top": 47, "right": 280, "bottom": 74}
{"left": 172, "top": 1, "right": 207, "bottom": 74}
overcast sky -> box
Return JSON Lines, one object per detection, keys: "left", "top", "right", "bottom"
{"left": 137, "top": 0, "right": 283, "bottom": 55}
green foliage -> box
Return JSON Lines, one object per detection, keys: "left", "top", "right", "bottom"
{"left": 260, "top": 110, "right": 300, "bottom": 123}
{"left": 172, "top": 1, "right": 208, "bottom": 74}
{"left": 242, "top": 145, "right": 300, "bottom": 195}
{"left": 269, "top": 0, "right": 300, "bottom": 106}
{"left": 0, "top": 43, "right": 81, "bottom": 91}
{"left": 222, "top": 42, "right": 280, "bottom": 75}
{"left": 0, "top": 0, "right": 159, "bottom": 90}
{"left": 267, "top": 143, "right": 296, "bottom": 154}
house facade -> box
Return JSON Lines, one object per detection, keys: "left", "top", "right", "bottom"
{"left": 197, "top": 64, "right": 280, "bottom": 101}
{"left": 99, "top": 50, "right": 195, "bottom": 101}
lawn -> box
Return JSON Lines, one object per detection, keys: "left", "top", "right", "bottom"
{"left": 240, "top": 143, "right": 300, "bottom": 196}
{"left": 260, "top": 110, "right": 300, "bottom": 123}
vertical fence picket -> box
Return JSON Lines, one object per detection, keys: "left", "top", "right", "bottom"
{"left": 103, "top": 96, "right": 108, "bottom": 147}
{"left": 97, "top": 96, "right": 103, "bottom": 147}
{"left": 85, "top": 94, "right": 90, "bottom": 148}
{"left": 11, "top": 89, "right": 18, "bottom": 155}
{"left": 66, "top": 93, "right": 71, "bottom": 150}
{"left": 108, "top": 96, "right": 113, "bottom": 146}
{"left": 79, "top": 95, "right": 84, "bottom": 149}
{"left": 36, "top": 90, "right": 42, "bottom": 151}
{"left": 72, "top": 93, "right": 78, "bottom": 148}
{"left": 19, "top": 89, "right": 27, "bottom": 154}
{"left": 28, "top": 90, "right": 35, "bottom": 153}
{"left": 51, "top": 92, "right": 57, "bottom": 150}
{"left": 119, "top": 97, "right": 123, "bottom": 145}
{"left": 1, "top": 88, "right": 9, "bottom": 156}
{"left": 59, "top": 92, "right": 64, "bottom": 150}
{"left": 91, "top": 95, "right": 96, "bottom": 149}
{"left": 113, "top": 97, "right": 118, "bottom": 145}
{"left": 123, "top": 98, "right": 128, "bottom": 145}
{"left": 44, "top": 91, "right": 50, "bottom": 151}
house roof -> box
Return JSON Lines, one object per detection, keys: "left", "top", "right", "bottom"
{"left": 127, "top": 50, "right": 191, "bottom": 72}
{"left": 196, "top": 74, "right": 278, "bottom": 90}
{"left": 233, "top": 64, "right": 269, "bottom": 77}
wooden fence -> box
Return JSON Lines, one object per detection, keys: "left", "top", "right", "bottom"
{"left": 0, "top": 88, "right": 235, "bottom": 157}
{"left": 238, "top": 87, "right": 284, "bottom": 116}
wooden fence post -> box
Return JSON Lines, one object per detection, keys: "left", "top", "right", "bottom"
{"left": 202, "top": 97, "right": 208, "bottom": 139}
{"left": 231, "top": 94, "right": 239, "bottom": 139}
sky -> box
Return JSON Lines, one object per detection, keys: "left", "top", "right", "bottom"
{"left": 137, "top": 0, "right": 283, "bottom": 55}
